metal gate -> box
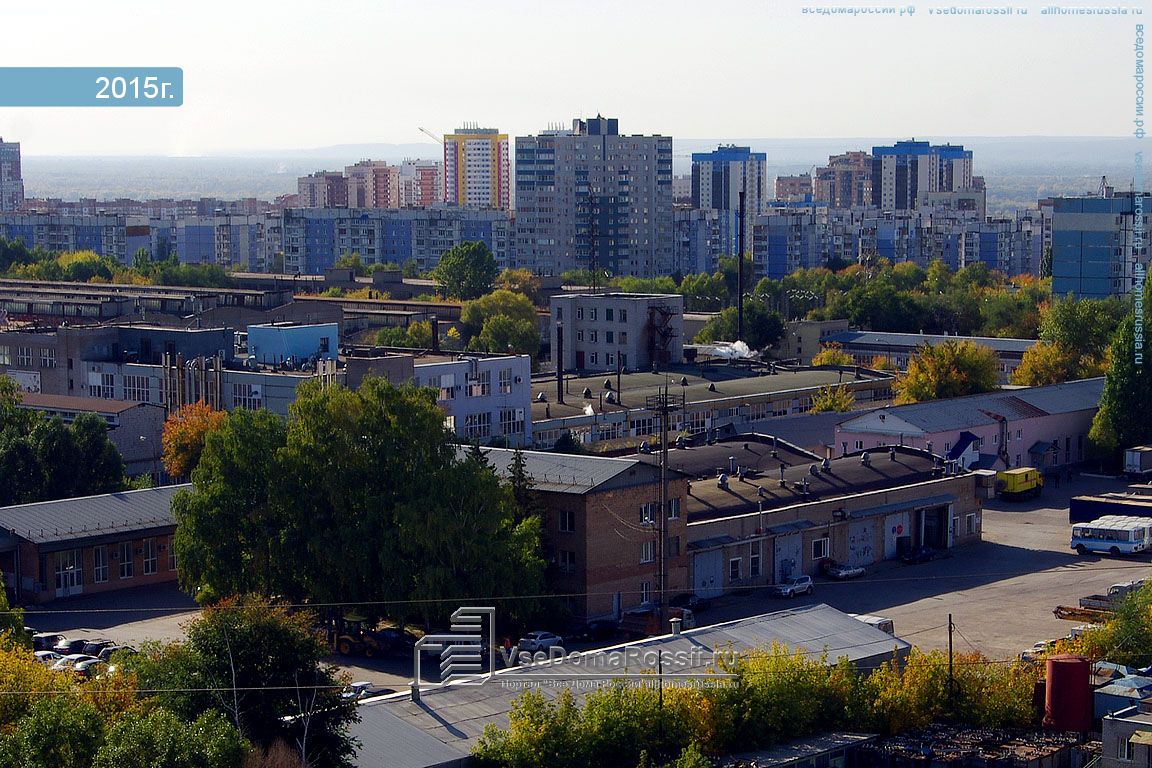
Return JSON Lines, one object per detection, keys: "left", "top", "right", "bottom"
{"left": 884, "top": 512, "right": 909, "bottom": 560}
{"left": 774, "top": 533, "right": 803, "bottom": 582}
{"left": 847, "top": 520, "right": 876, "bottom": 567}
{"left": 693, "top": 550, "right": 724, "bottom": 599}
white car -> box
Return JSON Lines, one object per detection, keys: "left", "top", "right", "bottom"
{"left": 34, "top": 650, "right": 62, "bottom": 666}
{"left": 517, "top": 631, "right": 564, "bottom": 654}
{"left": 770, "top": 575, "right": 814, "bottom": 598}
{"left": 50, "top": 653, "right": 97, "bottom": 672}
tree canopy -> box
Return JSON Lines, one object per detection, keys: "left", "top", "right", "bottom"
{"left": 432, "top": 241, "right": 499, "bottom": 300}
{"left": 173, "top": 378, "right": 546, "bottom": 626}
{"left": 893, "top": 340, "right": 1000, "bottom": 404}
{"left": 161, "top": 401, "right": 229, "bottom": 478}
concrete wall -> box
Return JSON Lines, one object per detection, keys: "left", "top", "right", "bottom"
{"left": 413, "top": 355, "right": 534, "bottom": 446}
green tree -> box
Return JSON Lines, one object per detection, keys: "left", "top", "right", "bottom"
{"left": 0, "top": 575, "right": 25, "bottom": 649}
{"left": 473, "top": 315, "right": 541, "bottom": 363}
{"left": 30, "top": 417, "right": 81, "bottom": 500}
{"left": 433, "top": 241, "right": 499, "bottom": 299}
{"left": 678, "top": 272, "right": 728, "bottom": 311}
{"left": 93, "top": 708, "right": 248, "bottom": 768}
{"left": 333, "top": 252, "right": 368, "bottom": 276}
{"left": 1090, "top": 307, "right": 1152, "bottom": 464}
{"left": 461, "top": 290, "right": 538, "bottom": 339}
{"left": 1010, "top": 342, "right": 1082, "bottom": 387}
{"left": 893, "top": 340, "right": 1000, "bottom": 404}
{"left": 810, "top": 384, "right": 856, "bottom": 413}
{"left": 71, "top": 413, "right": 126, "bottom": 494}
{"left": 693, "top": 301, "right": 785, "bottom": 350}
{"left": 0, "top": 696, "right": 103, "bottom": 768}
{"left": 1040, "top": 294, "right": 1126, "bottom": 362}
{"left": 495, "top": 268, "right": 543, "bottom": 305}
{"left": 810, "top": 344, "right": 853, "bottom": 367}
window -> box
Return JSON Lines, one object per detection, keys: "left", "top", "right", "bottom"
{"left": 620, "top": 309, "right": 628, "bottom": 322}
{"left": 559, "top": 508, "right": 575, "bottom": 533}
{"left": 233, "top": 382, "right": 262, "bottom": 410}
{"left": 1119, "top": 738, "right": 1134, "bottom": 761}
{"left": 168, "top": 538, "right": 177, "bottom": 571}
{"left": 669, "top": 535, "right": 680, "bottom": 557}
{"left": 729, "top": 558, "right": 742, "bottom": 581}
{"left": 40, "top": 348, "right": 55, "bottom": 368}
{"left": 577, "top": 307, "right": 584, "bottom": 320}
{"left": 464, "top": 412, "right": 491, "bottom": 439}
{"left": 589, "top": 308, "right": 597, "bottom": 321}
{"left": 143, "top": 538, "right": 157, "bottom": 575}
{"left": 119, "top": 542, "right": 134, "bottom": 579}
{"left": 589, "top": 352, "right": 598, "bottom": 365}
{"left": 90, "top": 373, "right": 115, "bottom": 399}
{"left": 499, "top": 368, "right": 512, "bottom": 394}
{"left": 640, "top": 580, "right": 652, "bottom": 603}
{"left": 589, "top": 330, "right": 598, "bottom": 343}
{"left": 966, "top": 513, "right": 978, "bottom": 535}
{"left": 0, "top": 346, "right": 8, "bottom": 365}
{"left": 619, "top": 331, "right": 628, "bottom": 344}
{"left": 16, "top": 347, "right": 32, "bottom": 367}
{"left": 432, "top": 374, "right": 455, "bottom": 400}
{"left": 605, "top": 308, "right": 614, "bottom": 321}
{"left": 124, "top": 375, "right": 150, "bottom": 402}
{"left": 812, "top": 537, "right": 830, "bottom": 561}
{"left": 606, "top": 331, "right": 614, "bottom": 344}
{"left": 640, "top": 502, "right": 657, "bottom": 525}
{"left": 93, "top": 545, "right": 108, "bottom": 583}
{"left": 559, "top": 550, "right": 576, "bottom": 573}
{"left": 641, "top": 540, "right": 656, "bottom": 563}
{"left": 468, "top": 370, "right": 491, "bottom": 397}
{"left": 576, "top": 329, "right": 584, "bottom": 342}
{"left": 750, "top": 544, "right": 762, "bottom": 578}
{"left": 854, "top": 440, "right": 864, "bottom": 451}
{"left": 499, "top": 408, "right": 524, "bottom": 437}
{"left": 667, "top": 498, "right": 680, "bottom": 520}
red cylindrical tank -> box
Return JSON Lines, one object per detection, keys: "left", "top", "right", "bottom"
{"left": 1044, "top": 654, "right": 1092, "bottom": 732}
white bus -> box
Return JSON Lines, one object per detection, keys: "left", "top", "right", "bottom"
{"left": 1071, "top": 515, "right": 1152, "bottom": 555}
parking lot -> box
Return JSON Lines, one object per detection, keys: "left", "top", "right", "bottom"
{"left": 22, "top": 473, "right": 1147, "bottom": 687}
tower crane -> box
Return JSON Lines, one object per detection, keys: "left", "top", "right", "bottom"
{"left": 418, "top": 127, "right": 444, "bottom": 144}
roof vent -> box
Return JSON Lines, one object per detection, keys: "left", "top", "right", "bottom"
{"left": 605, "top": 391, "right": 616, "bottom": 404}
{"left": 862, "top": 452, "right": 871, "bottom": 467}
{"left": 603, "top": 378, "right": 613, "bottom": 390}
{"left": 758, "top": 486, "right": 767, "bottom": 498}
{"left": 821, "top": 457, "right": 831, "bottom": 472}
{"left": 707, "top": 382, "right": 717, "bottom": 392}
{"left": 717, "top": 473, "right": 729, "bottom": 489}
{"left": 536, "top": 391, "right": 547, "bottom": 402}
{"left": 639, "top": 441, "right": 651, "bottom": 454}
{"left": 676, "top": 435, "right": 686, "bottom": 449}
{"left": 810, "top": 464, "right": 820, "bottom": 476}
{"left": 582, "top": 387, "right": 592, "bottom": 399}
{"left": 729, "top": 456, "right": 737, "bottom": 474}
{"left": 890, "top": 447, "right": 897, "bottom": 461}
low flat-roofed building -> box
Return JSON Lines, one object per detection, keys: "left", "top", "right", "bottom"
{"left": 15, "top": 393, "right": 166, "bottom": 478}
{"left": 531, "top": 365, "right": 893, "bottom": 451}
{"left": 1103, "top": 700, "right": 1152, "bottom": 768}
{"left": 0, "top": 484, "right": 186, "bottom": 604}
{"left": 350, "top": 604, "right": 911, "bottom": 768}
{"left": 820, "top": 330, "right": 1036, "bottom": 383}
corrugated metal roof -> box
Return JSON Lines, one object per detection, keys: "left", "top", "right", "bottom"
{"left": 849, "top": 494, "right": 955, "bottom": 520}
{"left": 362, "top": 604, "right": 910, "bottom": 756}
{"left": 351, "top": 704, "right": 469, "bottom": 768}
{"left": 458, "top": 446, "right": 650, "bottom": 494}
{"left": 822, "top": 330, "right": 1035, "bottom": 354}
{"left": 839, "top": 379, "right": 1104, "bottom": 434}
{"left": 0, "top": 485, "right": 187, "bottom": 545}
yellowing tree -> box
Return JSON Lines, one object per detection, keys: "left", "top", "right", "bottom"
{"left": 161, "top": 401, "right": 228, "bottom": 478}
{"left": 1010, "top": 342, "right": 1080, "bottom": 386}
{"left": 811, "top": 343, "right": 853, "bottom": 367}
{"left": 810, "top": 384, "right": 856, "bottom": 413}
{"left": 893, "top": 340, "right": 999, "bottom": 404}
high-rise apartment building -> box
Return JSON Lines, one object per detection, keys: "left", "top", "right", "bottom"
{"left": 774, "top": 174, "right": 813, "bottom": 202}
{"left": 814, "top": 151, "right": 872, "bottom": 208}
{"left": 514, "top": 116, "right": 673, "bottom": 277}
{"left": 297, "top": 172, "right": 348, "bottom": 208}
{"left": 395, "top": 160, "right": 443, "bottom": 209}
{"left": 299, "top": 161, "right": 442, "bottom": 210}
{"left": 443, "top": 127, "right": 510, "bottom": 210}
{"left": 1052, "top": 192, "right": 1151, "bottom": 299}
{"left": 871, "top": 141, "right": 974, "bottom": 211}
{"left": 0, "top": 138, "right": 24, "bottom": 213}
{"left": 691, "top": 145, "right": 767, "bottom": 257}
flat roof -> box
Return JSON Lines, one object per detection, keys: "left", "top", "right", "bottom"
{"left": 533, "top": 368, "right": 888, "bottom": 422}
{"left": 823, "top": 330, "right": 1035, "bottom": 354}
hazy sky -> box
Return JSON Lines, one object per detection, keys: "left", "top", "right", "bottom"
{"left": 0, "top": 0, "right": 1144, "bottom": 156}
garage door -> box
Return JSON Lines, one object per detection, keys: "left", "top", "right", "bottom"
{"left": 884, "top": 512, "right": 910, "bottom": 560}
{"left": 847, "top": 520, "right": 876, "bottom": 567}
{"left": 774, "top": 533, "right": 803, "bottom": 582}
{"left": 693, "top": 550, "right": 724, "bottom": 599}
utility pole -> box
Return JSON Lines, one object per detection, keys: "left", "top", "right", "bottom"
{"left": 947, "top": 613, "right": 955, "bottom": 715}
{"left": 646, "top": 387, "right": 683, "bottom": 630}
{"left": 737, "top": 188, "right": 746, "bottom": 342}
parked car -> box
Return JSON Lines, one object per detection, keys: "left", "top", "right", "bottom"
{"left": 668, "top": 593, "right": 713, "bottom": 612}
{"left": 32, "top": 633, "right": 65, "bottom": 652}
{"left": 34, "top": 650, "right": 62, "bottom": 666}
{"left": 73, "top": 659, "right": 107, "bottom": 679}
{"left": 576, "top": 619, "right": 620, "bottom": 642}
{"left": 770, "top": 575, "right": 814, "bottom": 598}
{"left": 901, "top": 546, "right": 936, "bottom": 565}
{"left": 821, "top": 560, "right": 866, "bottom": 580}
{"left": 374, "top": 627, "right": 419, "bottom": 655}
{"left": 52, "top": 638, "right": 89, "bottom": 655}
{"left": 517, "top": 631, "right": 564, "bottom": 654}
{"left": 82, "top": 639, "right": 114, "bottom": 657}
{"left": 1019, "top": 639, "right": 1059, "bottom": 662}
{"left": 97, "top": 645, "right": 137, "bottom": 662}
{"left": 50, "top": 653, "right": 97, "bottom": 672}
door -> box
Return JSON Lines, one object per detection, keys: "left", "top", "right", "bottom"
{"left": 847, "top": 520, "right": 875, "bottom": 567}
{"left": 774, "top": 533, "right": 803, "bottom": 582}
{"left": 54, "top": 549, "right": 83, "bottom": 598}
{"left": 884, "top": 513, "right": 909, "bottom": 559}
{"left": 693, "top": 550, "right": 724, "bottom": 599}
{"left": 575, "top": 351, "right": 585, "bottom": 369}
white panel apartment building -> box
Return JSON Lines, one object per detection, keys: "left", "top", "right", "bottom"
{"left": 443, "top": 127, "right": 510, "bottom": 210}
{"left": 514, "top": 116, "right": 674, "bottom": 278}
{"left": 551, "top": 293, "right": 684, "bottom": 373}
{"left": 0, "top": 139, "right": 23, "bottom": 213}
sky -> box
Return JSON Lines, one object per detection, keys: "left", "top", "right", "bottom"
{"left": 0, "top": 0, "right": 1145, "bottom": 156}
